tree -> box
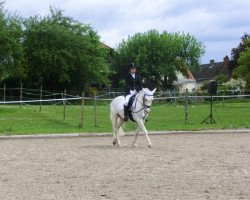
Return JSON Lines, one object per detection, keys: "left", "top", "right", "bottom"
{"left": 230, "top": 33, "right": 250, "bottom": 73}
{"left": 0, "top": 4, "right": 26, "bottom": 84}
{"left": 23, "top": 8, "right": 110, "bottom": 90}
{"left": 233, "top": 38, "right": 250, "bottom": 90}
{"left": 111, "top": 30, "right": 204, "bottom": 89}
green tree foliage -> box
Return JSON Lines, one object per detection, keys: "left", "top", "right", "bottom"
{"left": 216, "top": 74, "right": 229, "bottom": 85}
{"left": 23, "top": 8, "right": 110, "bottom": 90}
{"left": 0, "top": 4, "right": 26, "bottom": 83}
{"left": 230, "top": 33, "right": 250, "bottom": 72}
{"left": 111, "top": 30, "right": 204, "bottom": 89}
{"left": 233, "top": 38, "right": 250, "bottom": 90}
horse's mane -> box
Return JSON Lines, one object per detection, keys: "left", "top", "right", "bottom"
{"left": 140, "top": 88, "right": 155, "bottom": 95}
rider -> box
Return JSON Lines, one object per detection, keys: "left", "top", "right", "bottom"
{"left": 123, "top": 63, "right": 142, "bottom": 121}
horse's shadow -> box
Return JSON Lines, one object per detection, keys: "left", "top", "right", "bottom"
{"left": 78, "top": 144, "right": 148, "bottom": 150}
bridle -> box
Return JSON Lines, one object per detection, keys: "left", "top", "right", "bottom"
{"left": 143, "top": 94, "right": 153, "bottom": 109}
{"left": 132, "top": 92, "right": 153, "bottom": 113}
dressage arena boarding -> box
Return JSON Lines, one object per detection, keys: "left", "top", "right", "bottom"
{"left": 0, "top": 130, "right": 249, "bottom": 200}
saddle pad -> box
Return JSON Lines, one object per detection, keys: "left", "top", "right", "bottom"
{"left": 127, "top": 95, "right": 136, "bottom": 122}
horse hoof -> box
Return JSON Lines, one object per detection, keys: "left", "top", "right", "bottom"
{"left": 132, "top": 143, "right": 137, "bottom": 147}
{"left": 148, "top": 144, "right": 153, "bottom": 148}
{"left": 113, "top": 139, "right": 117, "bottom": 145}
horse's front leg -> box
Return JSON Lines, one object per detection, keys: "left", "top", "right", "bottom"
{"left": 137, "top": 119, "right": 152, "bottom": 148}
{"left": 132, "top": 126, "right": 140, "bottom": 147}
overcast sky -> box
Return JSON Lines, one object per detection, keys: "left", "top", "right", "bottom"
{"left": 4, "top": 0, "right": 250, "bottom": 63}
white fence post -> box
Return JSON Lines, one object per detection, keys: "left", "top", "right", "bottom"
{"left": 185, "top": 89, "right": 189, "bottom": 124}
{"left": 79, "top": 92, "right": 85, "bottom": 127}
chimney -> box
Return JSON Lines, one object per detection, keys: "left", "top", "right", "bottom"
{"left": 223, "top": 55, "right": 229, "bottom": 68}
{"left": 210, "top": 59, "right": 215, "bottom": 65}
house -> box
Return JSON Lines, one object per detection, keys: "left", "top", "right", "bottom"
{"left": 174, "top": 56, "right": 232, "bottom": 93}
{"left": 174, "top": 70, "right": 197, "bottom": 93}
{"left": 192, "top": 56, "right": 231, "bottom": 83}
{"left": 102, "top": 43, "right": 114, "bottom": 59}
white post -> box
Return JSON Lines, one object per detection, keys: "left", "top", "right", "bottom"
{"left": 94, "top": 95, "right": 97, "bottom": 127}
{"left": 185, "top": 89, "right": 189, "bottom": 124}
{"left": 79, "top": 92, "right": 84, "bottom": 127}
{"left": 63, "top": 89, "right": 66, "bottom": 119}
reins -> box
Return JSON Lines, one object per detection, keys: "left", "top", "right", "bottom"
{"left": 131, "top": 92, "right": 153, "bottom": 113}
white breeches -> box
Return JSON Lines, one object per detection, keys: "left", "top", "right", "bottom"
{"left": 124, "top": 94, "right": 132, "bottom": 106}
{"left": 124, "top": 90, "right": 137, "bottom": 106}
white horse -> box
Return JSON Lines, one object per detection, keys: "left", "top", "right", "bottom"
{"left": 110, "top": 88, "right": 156, "bottom": 148}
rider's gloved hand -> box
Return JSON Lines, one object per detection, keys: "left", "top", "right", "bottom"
{"left": 130, "top": 90, "right": 135, "bottom": 95}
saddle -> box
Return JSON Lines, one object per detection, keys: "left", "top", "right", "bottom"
{"left": 127, "top": 94, "right": 136, "bottom": 122}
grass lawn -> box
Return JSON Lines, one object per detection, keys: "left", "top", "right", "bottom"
{"left": 0, "top": 100, "right": 249, "bottom": 135}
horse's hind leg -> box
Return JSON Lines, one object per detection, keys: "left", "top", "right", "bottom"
{"left": 115, "top": 117, "right": 124, "bottom": 146}
{"left": 110, "top": 112, "right": 118, "bottom": 145}
{"left": 110, "top": 113, "right": 122, "bottom": 146}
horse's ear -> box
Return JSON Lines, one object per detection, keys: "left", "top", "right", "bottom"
{"left": 152, "top": 88, "right": 156, "bottom": 94}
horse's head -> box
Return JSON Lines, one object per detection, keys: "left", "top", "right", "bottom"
{"left": 141, "top": 88, "right": 156, "bottom": 113}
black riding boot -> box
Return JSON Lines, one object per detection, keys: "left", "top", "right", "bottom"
{"left": 124, "top": 105, "right": 128, "bottom": 122}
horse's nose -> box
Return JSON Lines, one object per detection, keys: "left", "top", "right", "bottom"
{"left": 146, "top": 108, "right": 151, "bottom": 113}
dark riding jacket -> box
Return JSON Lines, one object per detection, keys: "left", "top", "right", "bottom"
{"left": 125, "top": 73, "right": 142, "bottom": 96}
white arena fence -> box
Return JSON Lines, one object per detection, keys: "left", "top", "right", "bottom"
{"left": 0, "top": 86, "right": 249, "bottom": 103}
{"left": 0, "top": 86, "right": 250, "bottom": 107}
{"left": 0, "top": 86, "right": 250, "bottom": 130}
